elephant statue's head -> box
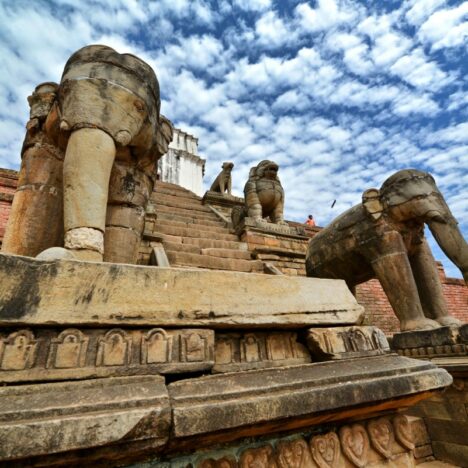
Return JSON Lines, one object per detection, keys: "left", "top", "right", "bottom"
{"left": 363, "top": 169, "right": 468, "bottom": 283}
{"left": 57, "top": 44, "right": 165, "bottom": 157}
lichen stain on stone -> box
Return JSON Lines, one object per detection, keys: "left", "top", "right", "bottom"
{"left": 75, "top": 284, "right": 96, "bottom": 305}
{"left": 0, "top": 258, "right": 58, "bottom": 319}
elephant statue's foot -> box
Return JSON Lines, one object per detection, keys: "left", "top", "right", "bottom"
{"left": 36, "top": 247, "right": 77, "bottom": 261}
{"left": 436, "top": 316, "right": 463, "bottom": 328}
{"left": 400, "top": 317, "right": 441, "bottom": 332}
{"left": 64, "top": 227, "right": 104, "bottom": 262}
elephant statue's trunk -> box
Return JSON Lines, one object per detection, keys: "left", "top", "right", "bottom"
{"left": 428, "top": 218, "right": 468, "bottom": 284}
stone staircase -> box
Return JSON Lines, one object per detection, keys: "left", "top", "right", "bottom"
{"left": 149, "top": 181, "right": 263, "bottom": 272}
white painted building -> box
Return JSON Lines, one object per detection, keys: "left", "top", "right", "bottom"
{"left": 158, "top": 128, "right": 205, "bottom": 196}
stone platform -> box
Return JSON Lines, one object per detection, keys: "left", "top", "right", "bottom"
{"left": 0, "top": 253, "right": 455, "bottom": 466}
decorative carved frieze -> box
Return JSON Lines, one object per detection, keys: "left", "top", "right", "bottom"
{"left": 306, "top": 326, "right": 389, "bottom": 361}
{"left": 196, "top": 414, "right": 418, "bottom": 468}
{"left": 0, "top": 327, "right": 214, "bottom": 383}
{"left": 213, "top": 332, "right": 311, "bottom": 373}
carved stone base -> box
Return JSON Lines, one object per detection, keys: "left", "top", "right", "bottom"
{"left": 393, "top": 325, "right": 468, "bottom": 358}
{"left": 0, "top": 327, "right": 214, "bottom": 383}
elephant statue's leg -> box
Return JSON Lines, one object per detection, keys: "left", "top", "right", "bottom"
{"left": 62, "top": 128, "right": 116, "bottom": 261}
{"left": 367, "top": 231, "right": 440, "bottom": 331}
{"left": 410, "top": 239, "right": 462, "bottom": 327}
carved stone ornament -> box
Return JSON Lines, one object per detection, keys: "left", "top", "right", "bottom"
{"left": 47, "top": 328, "right": 88, "bottom": 369}
{"left": 142, "top": 328, "right": 173, "bottom": 364}
{"left": 240, "top": 445, "right": 278, "bottom": 468}
{"left": 393, "top": 415, "right": 415, "bottom": 451}
{"left": 339, "top": 424, "right": 369, "bottom": 468}
{"left": 367, "top": 417, "right": 394, "bottom": 459}
{"left": 310, "top": 432, "right": 343, "bottom": 468}
{"left": 276, "top": 438, "right": 314, "bottom": 468}
{"left": 181, "top": 332, "right": 207, "bottom": 362}
{"left": 199, "top": 456, "right": 238, "bottom": 468}
{"left": 96, "top": 329, "right": 132, "bottom": 366}
{"left": 0, "top": 330, "right": 38, "bottom": 371}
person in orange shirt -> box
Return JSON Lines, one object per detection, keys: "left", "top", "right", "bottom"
{"left": 305, "top": 214, "right": 316, "bottom": 226}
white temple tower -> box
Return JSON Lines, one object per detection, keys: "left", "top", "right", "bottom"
{"left": 158, "top": 128, "right": 205, "bottom": 196}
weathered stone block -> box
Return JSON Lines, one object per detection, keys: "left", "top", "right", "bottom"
{"left": 168, "top": 355, "right": 451, "bottom": 446}
{"left": 0, "top": 253, "right": 364, "bottom": 328}
{"left": 392, "top": 326, "right": 460, "bottom": 350}
{"left": 0, "top": 375, "right": 170, "bottom": 461}
{"left": 432, "top": 441, "right": 468, "bottom": 467}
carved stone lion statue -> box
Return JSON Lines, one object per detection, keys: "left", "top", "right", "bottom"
{"left": 232, "top": 160, "right": 286, "bottom": 227}
{"left": 210, "top": 162, "right": 233, "bottom": 195}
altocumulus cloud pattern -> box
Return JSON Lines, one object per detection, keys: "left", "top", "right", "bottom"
{"left": 0, "top": 0, "right": 466, "bottom": 276}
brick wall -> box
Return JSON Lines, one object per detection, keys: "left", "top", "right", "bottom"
{"left": 0, "top": 169, "right": 17, "bottom": 242}
{"left": 1, "top": 167, "right": 467, "bottom": 335}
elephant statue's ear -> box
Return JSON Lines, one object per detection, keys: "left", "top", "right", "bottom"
{"left": 155, "top": 115, "right": 174, "bottom": 157}
{"left": 362, "top": 188, "right": 383, "bottom": 220}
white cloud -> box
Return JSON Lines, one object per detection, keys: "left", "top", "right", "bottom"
{"left": 295, "top": 0, "right": 358, "bottom": 33}
{"left": 390, "top": 48, "right": 452, "bottom": 90}
{"left": 405, "top": 0, "right": 446, "bottom": 26}
{"left": 418, "top": 2, "right": 468, "bottom": 50}
{"left": 233, "top": 0, "right": 272, "bottom": 12}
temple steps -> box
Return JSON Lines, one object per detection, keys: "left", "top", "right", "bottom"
{"left": 149, "top": 182, "right": 261, "bottom": 272}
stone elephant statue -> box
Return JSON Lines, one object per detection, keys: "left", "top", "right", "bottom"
{"left": 306, "top": 169, "right": 468, "bottom": 332}
{"left": 2, "top": 45, "right": 173, "bottom": 264}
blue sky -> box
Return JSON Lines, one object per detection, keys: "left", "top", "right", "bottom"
{"left": 0, "top": 0, "right": 467, "bottom": 277}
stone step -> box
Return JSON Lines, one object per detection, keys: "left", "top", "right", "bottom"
{"left": 154, "top": 186, "right": 202, "bottom": 201}
{"left": 163, "top": 242, "right": 252, "bottom": 260}
{"left": 155, "top": 211, "right": 225, "bottom": 227}
{"left": 156, "top": 218, "right": 228, "bottom": 234}
{"left": 155, "top": 224, "right": 238, "bottom": 242}
{"left": 200, "top": 248, "right": 253, "bottom": 260}
{"left": 158, "top": 233, "right": 248, "bottom": 251}
{"left": 152, "top": 195, "right": 212, "bottom": 214}
{"left": 163, "top": 241, "right": 201, "bottom": 254}
{"left": 167, "top": 251, "right": 263, "bottom": 273}
{"left": 154, "top": 203, "right": 219, "bottom": 221}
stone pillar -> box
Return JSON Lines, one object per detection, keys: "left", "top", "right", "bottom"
{"left": 1, "top": 83, "right": 64, "bottom": 257}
